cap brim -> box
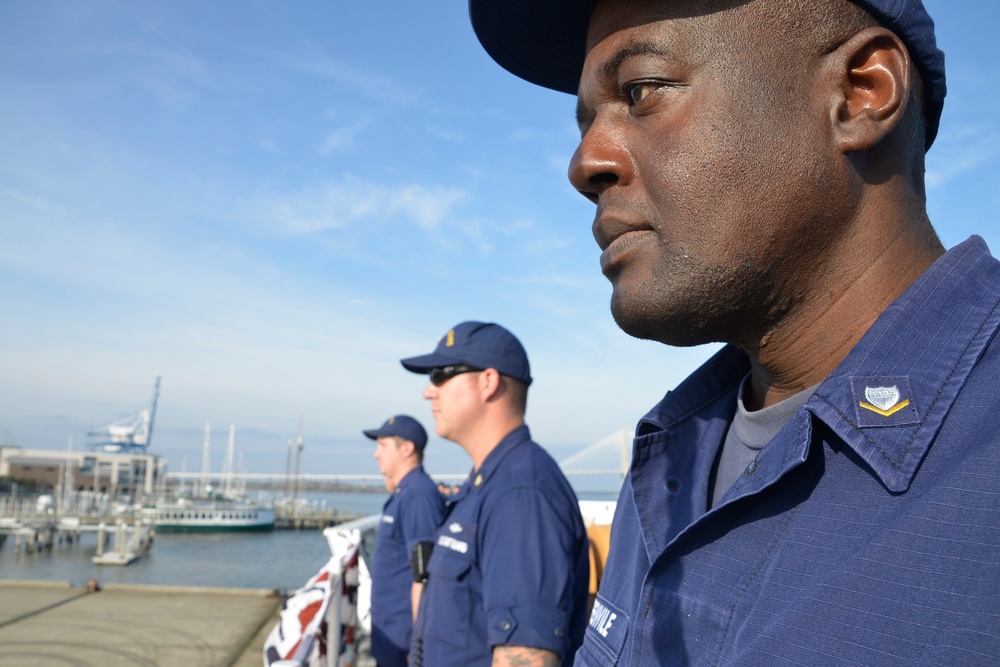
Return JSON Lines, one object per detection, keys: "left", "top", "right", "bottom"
{"left": 469, "top": 0, "right": 592, "bottom": 96}
{"left": 400, "top": 352, "right": 464, "bottom": 374}
{"left": 362, "top": 429, "right": 381, "bottom": 440}
{"left": 470, "top": 0, "right": 943, "bottom": 147}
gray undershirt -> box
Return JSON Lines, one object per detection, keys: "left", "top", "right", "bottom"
{"left": 710, "top": 375, "right": 818, "bottom": 508}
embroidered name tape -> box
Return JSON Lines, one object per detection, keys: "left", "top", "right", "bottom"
{"left": 585, "top": 595, "right": 629, "bottom": 662}
{"left": 437, "top": 534, "right": 469, "bottom": 554}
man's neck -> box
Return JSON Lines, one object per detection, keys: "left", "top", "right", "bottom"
{"left": 391, "top": 461, "right": 421, "bottom": 489}
{"left": 742, "top": 220, "right": 943, "bottom": 410}
{"left": 461, "top": 418, "right": 526, "bottom": 471}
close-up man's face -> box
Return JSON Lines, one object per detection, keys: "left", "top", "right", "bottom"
{"left": 570, "top": 0, "right": 860, "bottom": 348}
{"left": 373, "top": 436, "right": 407, "bottom": 487}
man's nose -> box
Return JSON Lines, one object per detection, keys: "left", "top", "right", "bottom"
{"left": 568, "top": 115, "right": 633, "bottom": 203}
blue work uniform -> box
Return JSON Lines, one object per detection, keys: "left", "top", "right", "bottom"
{"left": 371, "top": 466, "right": 446, "bottom": 667}
{"left": 414, "top": 426, "right": 589, "bottom": 667}
{"left": 576, "top": 236, "right": 1000, "bottom": 666}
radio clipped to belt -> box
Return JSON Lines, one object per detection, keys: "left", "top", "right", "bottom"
{"left": 410, "top": 540, "right": 434, "bottom": 667}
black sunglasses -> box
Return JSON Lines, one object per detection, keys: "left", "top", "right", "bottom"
{"left": 428, "top": 364, "right": 483, "bottom": 386}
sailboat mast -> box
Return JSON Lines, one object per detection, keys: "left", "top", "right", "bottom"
{"left": 200, "top": 421, "right": 211, "bottom": 496}
{"left": 292, "top": 414, "right": 304, "bottom": 501}
{"left": 225, "top": 424, "right": 236, "bottom": 498}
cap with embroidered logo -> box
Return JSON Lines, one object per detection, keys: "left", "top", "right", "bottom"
{"left": 468, "top": 0, "right": 946, "bottom": 147}
{"left": 400, "top": 321, "right": 533, "bottom": 386}
{"left": 362, "top": 414, "right": 428, "bottom": 450}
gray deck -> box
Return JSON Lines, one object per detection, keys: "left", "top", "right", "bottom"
{"left": 0, "top": 580, "right": 280, "bottom": 667}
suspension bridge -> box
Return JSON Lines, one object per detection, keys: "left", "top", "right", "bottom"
{"left": 161, "top": 426, "right": 633, "bottom": 489}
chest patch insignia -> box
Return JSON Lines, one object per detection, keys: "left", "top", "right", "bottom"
{"left": 860, "top": 385, "right": 910, "bottom": 417}
{"left": 448, "top": 522, "right": 463, "bottom": 534}
{"left": 850, "top": 376, "right": 920, "bottom": 427}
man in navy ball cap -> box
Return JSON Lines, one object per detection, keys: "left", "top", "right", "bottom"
{"left": 400, "top": 320, "right": 533, "bottom": 387}
{"left": 400, "top": 321, "right": 588, "bottom": 667}
{"left": 467, "top": 0, "right": 1000, "bottom": 665}
{"left": 363, "top": 414, "right": 445, "bottom": 667}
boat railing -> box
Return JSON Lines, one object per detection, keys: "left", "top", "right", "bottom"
{"left": 265, "top": 501, "right": 613, "bottom": 666}
{"left": 265, "top": 514, "right": 380, "bottom": 666}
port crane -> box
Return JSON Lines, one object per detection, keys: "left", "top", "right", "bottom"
{"left": 87, "top": 377, "right": 161, "bottom": 454}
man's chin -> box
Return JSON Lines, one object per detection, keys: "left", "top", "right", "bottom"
{"left": 610, "top": 296, "right": 712, "bottom": 348}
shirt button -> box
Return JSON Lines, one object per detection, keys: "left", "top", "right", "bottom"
{"left": 746, "top": 459, "right": 758, "bottom": 475}
{"left": 499, "top": 620, "right": 512, "bottom": 631}
{"left": 554, "top": 627, "right": 565, "bottom": 637}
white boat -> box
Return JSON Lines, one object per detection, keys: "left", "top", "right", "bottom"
{"left": 141, "top": 496, "right": 274, "bottom": 532}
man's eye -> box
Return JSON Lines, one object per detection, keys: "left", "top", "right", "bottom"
{"left": 624, "top": 82, "right": 660, "bottom": 105}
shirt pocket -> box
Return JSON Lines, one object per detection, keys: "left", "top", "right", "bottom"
{"left": 379, "top": 512, "right": 400, "bottom": 537}
{"left": 425, "top": 548, "right": 473, "bottom": 649}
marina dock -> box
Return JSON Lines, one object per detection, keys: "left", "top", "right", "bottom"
{"left": 0, "top": 579, "right": 280, "bottom": 666}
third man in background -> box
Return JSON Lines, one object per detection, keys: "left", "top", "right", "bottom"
{"left": 364, "top": 414, "right": 445, "bottom": 667}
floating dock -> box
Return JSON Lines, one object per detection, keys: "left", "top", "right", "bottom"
{"left": 0, "top": 580, "right": 280, "bottom": 666}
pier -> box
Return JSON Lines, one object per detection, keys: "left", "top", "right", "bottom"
{"left": 272, "top": 498, "right": 366, "bottom": 529}
{"left": 0, "top": 489, "right": 366, "bottom": 574}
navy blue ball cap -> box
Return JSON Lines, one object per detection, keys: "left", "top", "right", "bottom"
{"left": 468, "top": 0, "right": 945, "bottom": 147}
{"left": 363, "top": 414, "right": 428, "bottom": 450}
{"left": 401, "top": 321, "right": 533, "bottom": 386}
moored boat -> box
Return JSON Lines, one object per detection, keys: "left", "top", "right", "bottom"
{"left": 141, "top": 496, "right": 274, "bottom": 532}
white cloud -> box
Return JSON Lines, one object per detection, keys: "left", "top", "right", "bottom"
{"left": 317, "top": 115, "right": 373, "bottom": 155}
{"left": 268, "top": 179, "right": 469, "bottom": 234}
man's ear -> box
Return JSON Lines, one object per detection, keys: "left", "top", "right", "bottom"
{"left": 478, "top": 368, "right": 503, "bottom": 402}
{"left": 401, "top": 439, "right": 417, "bottom": 458}
{"left": 828, "top": 27, "right": 910, "bottom": 153}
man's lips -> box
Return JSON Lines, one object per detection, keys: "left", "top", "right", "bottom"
{"left": 593, "top": 214, "right": 654, "bottom": 249}
{"left": 594, "top": 216, "right": 655, "bottom": 271}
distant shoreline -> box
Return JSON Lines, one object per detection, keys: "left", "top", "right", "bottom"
{"left": 245, "top": 480, "right": 387, "bottom": 494}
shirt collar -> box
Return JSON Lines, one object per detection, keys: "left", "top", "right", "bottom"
{"left": 636, "top": 236, "right": 1000, "bottom": 495}
{"left": 807, "top": 236, "right": 1000, "bottom": 492}
{"left": 394, "top": 465, "right": 426, "bottom": 493}
{"left": 458, "top": 425, "right": 531, "bottom": 494}
{"left": 637, "top": 345, "right": 748, "bottom": 435}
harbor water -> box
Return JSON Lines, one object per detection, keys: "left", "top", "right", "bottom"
{"left": 0, "top": 488, "right": 619, "bottom": 592}
{"left": 0, "top": 490, "right": 389, "bottom": 592}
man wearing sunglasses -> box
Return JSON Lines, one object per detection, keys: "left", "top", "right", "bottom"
{"left": 400, "top": 321, "right": 589, "bottom": 667}
{"left": 363, "top": 414, "right": 446, "bottom": 667}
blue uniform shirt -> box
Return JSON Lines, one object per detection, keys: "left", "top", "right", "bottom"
{"left": 576, "top": 236, "right": 1000, "bottom": 666}
{"left": 414, "top": 426, "right": 589, "bottom": 667}
{"left": 371, "top": 466, "right": 446, "bottom": 667}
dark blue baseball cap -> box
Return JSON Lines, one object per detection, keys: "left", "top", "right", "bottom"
{"left": 400, "top": 321, "right": 533, "bottom": 386}
{"left": 468, "top": 0, "right": 946, "bottom": 147}
{"left": 362, "top": 414, "right": 428, "bottom": 450}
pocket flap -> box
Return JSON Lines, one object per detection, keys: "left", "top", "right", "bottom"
{"left": 428, "top": 550, "right": 471, "bottom": 580}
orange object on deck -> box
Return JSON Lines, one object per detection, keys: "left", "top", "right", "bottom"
{"left": 587, "top": 523, "right": 612, "bottom": 596}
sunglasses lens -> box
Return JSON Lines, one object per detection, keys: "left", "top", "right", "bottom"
{"left": 429, "top": 365, "right": 479, "bottom": 386}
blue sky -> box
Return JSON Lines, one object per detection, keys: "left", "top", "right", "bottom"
{"left": 1, "top": 1, "right": 998, "bottom": 482}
